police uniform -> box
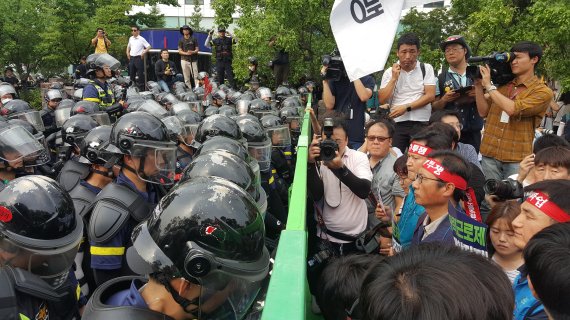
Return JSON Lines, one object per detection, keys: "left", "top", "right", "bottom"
{"left": 87, "top": 172, "right": 159, "bottom": 286}
{"left": 40, "top": 106, "right": 57, "bottom": 135}
{"left": 82, "top": 79, "right": 115, "bottom": 108}
{"left": 210, "top": 36, "right": 236, "bottom": 88}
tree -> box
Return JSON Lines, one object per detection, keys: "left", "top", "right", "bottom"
{"left": 189, "top": 0, "right": 204, "bottom": 32}
{"left": 211, "top": 0, "right": 336, "bottom": 88}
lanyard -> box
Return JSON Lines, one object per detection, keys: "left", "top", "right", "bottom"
{"left": 507, "top": 83, "right": 525, "bottom": 100}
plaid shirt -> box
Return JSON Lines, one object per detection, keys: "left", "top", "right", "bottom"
{"left": 480, "top": 75, "right": 552, "bottom": 162}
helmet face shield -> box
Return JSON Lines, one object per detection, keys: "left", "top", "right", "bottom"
{"left": 172, "top": 102, "right": 191, "bottom": 114}
{"left": 162, "top": 116, "right": 190, "bottom": 143}
{"left": 183, "top": 123, "right": 199, "bottom": 146}
{"left": 266, "top": 125, "right": 291, "bottom": 147}
{"left": 10, "top": 110, "right": 45, "bottom": 132}
{"left": 247, "top": 139, "right": 272, "bottom": 172}
{"left": 0, "top": 126, "right": 50, "bottom": 167}
{"left": 87, "top": 53, "right": 121, "bottom": 71}
{"left": 130, "top": 221, "right": 268, "bottom": 320}
{"left": 189, "top": 102, "right": 204, "bottom": 116}
{"left": 91, "top": 112, "right": 111, "bottom": 126}
{"left": 137, "top": 100, "right": 169, "bottom": 119}
{"left": 55, "top": 107, "right": 71, "bottom": 128}
{"left": 131, "top": 142, "right": 177, "bottom": 185}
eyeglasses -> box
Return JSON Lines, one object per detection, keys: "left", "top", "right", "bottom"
{"left": 414, "top": 173, "right": 443, "bottom": 184}
{"left": 445, "top": 47, "right": 464, "bottom": 54}
{"left": 366, "top": 135, "right": 391, "bottom": 142}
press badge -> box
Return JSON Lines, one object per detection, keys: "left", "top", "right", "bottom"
{"left": 500, "top": 111, "right": 509, "bottom": 123}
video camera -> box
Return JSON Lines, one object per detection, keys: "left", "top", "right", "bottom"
{"left": 317, "top": 118, "right": 339, "bottom": 162}
{"left": 483, "top": 178, "right": 524, "bottom": 200}
{"left": 322, "top": 48, "right": 346, "bottom": 81}
{"left": 466, "top": 52, "right": 515, "bottom": 86}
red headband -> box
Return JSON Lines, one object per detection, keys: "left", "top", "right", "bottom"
{"left": 423, "top": 159, "right": 482, "bottom": 222}
{"left": 408, "top": 143, "right": 432, "bottom": 157}
{"left": 525, "top": 191, "right": 570, "bottom": 223}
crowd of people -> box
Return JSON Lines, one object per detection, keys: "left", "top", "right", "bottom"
{"left": 0, "top": 22, "right": 568, "bottom": 320}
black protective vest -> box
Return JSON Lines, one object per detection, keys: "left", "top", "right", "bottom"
{"left": 213, "top": 37, "right": 233, "bottom": 61}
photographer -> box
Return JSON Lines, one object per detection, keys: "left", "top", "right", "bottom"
{"left": 307, "top": 117, "right": 372, "bottom": 309}
{"left": 475, "top": 41, "right": 553, "bottom": 182}
{"left": 321, "top": 51, "right": 374, "bottom": 150}
{"left": 91, "top": 27, "right": 111, "bottom": 54}
{"left": 432, "top": 35, "right": 483, "bottom": 153}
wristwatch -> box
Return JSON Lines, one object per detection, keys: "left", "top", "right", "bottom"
{"left": 406, "top": 104, "right": 412, "bottom": 112}
{"left": 486, "top": 85, "right": 497, "bottom": 94}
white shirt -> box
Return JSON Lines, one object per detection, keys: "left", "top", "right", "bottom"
{"left": 380, "top": 61, "right": 436, "bottom": 122}
{"left": 317, "top": 148, "right": 373, "bottom": 243}
{"left": 128, "top": 36, "right": 151, "bottom": 56}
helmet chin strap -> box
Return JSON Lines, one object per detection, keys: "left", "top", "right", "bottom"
{"left": 155, "top": 273, "right": 200, "bottom": 316}
{"left": 123, "top": 154, "right": 150, "bottom": 182}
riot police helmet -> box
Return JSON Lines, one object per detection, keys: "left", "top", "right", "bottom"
{"left": 1, "top": 99, "right": 45, "bottom": 132}
{"left": 260, "top": 114, "right": 291, "bottom": 147}
{"left": 0, "top": 175, "right": 83, "bottom": 288}
{"left": 125, "top": 176, "right": 269, "bottom": 319}
{"left": 78, "top": 125, "right": 114, "bottom": 166}
{"left": 236, "top": 115, "right": 272, "bottom": 172}
{"left": 104, "top": 111, "right": 177, "bottom": 185}
{"left": 0, "top": 123, "right": 50, "bottom": 169}
{"left": 192, "top": 114, "right": 243, "bottom": 148}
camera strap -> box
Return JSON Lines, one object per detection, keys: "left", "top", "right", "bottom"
{"left": 313, "top": 202, "right": 359, "bottom": 242}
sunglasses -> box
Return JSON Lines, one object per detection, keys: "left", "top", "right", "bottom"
{"left": 366, "top": 135, "right": 391, "bottom": 142}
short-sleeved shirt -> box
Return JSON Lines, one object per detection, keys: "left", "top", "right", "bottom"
{"left": 128, "top": 36, "right": 150, "bottom": 56}
{"left": 318, "top": 147, "right": 373, "bottom": 243}
{"left": 480, "top": 75, "right": 552, "bottom": 162}
{"left": 380, "top": 61, "right": 436, "bottom": 122}
{"left": 178, "top": 36, "right": 199, "bottom": 61}
{"left": 106, "top": 279, "right": 148, "bottom": 307}
{"left": 328, "top": 75, "right": 375, "bottom": 143}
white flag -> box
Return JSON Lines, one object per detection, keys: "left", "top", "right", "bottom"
{"left": 330, "top": 0, "right": 405, "bottom": 81}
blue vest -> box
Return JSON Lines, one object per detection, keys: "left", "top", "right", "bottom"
{"left": 513, "top": 267, "right": 545, "bottom": 320}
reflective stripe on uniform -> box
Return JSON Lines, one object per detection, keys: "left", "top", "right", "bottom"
{"left": 20, "top": 314, "right": 31, "bottom": 320}
{"left": 269, "top": 175, "right": 274, "bottom": 184}
{"left": 83, "top": 97, "right": 100, "bottom": 103}
{"left": 76, "top": 284, "right": 81, "bottom": 301}
{"left": 90, "top": 246, "right": 125, "bottom": 256}
{"left": 283, "top": 151, "right": 292, "bottom": 155}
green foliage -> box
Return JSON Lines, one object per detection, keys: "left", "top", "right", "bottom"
{"left": 189, "top": 0, "right": 205, "bottom": 32}
{"left": 19, "top": 89, "right": 42, "bottom": 110}
{"left": 0, "top": 0, "right": 176, "bottom": 78}
{"left": 212, "top": 0, "right": 335, "bottom": 88}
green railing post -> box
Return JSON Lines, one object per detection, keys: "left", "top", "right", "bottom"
{"left": 262, "top": 97, "right": 315, "bottom": 319}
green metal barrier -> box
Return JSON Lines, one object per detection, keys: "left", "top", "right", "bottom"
{"left": 261, "top": 102, "right": 316, "bottom": 319}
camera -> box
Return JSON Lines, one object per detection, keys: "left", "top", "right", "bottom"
{"left": 318, "top": 118, "right": 339, "bottom": 162}
{"left": 322, "top": 48, "right": 346, "bottom": 81}
{"left": 307, "top": 241, "right": 334, "bottom": 271}
{"left": 483, "top": 178, "right": 524, "bottom": 200}
{"left": 466, "top": 52, "right": 515, "bottom": 86}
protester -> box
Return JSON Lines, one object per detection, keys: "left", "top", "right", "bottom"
{"left": 379, "top": 32, "right": 436, "bottom": 153}
{"left": 91, "top": 27, "right": 111, "bottom": 54}
{"left": 511, "top": 179, "right": 570, "bottom": 320}
{"left": 317, "top": 254, "right": 380, "bottom": 320}
{"left": 362, "top": 119, "right": 405, "bottom": 228}
{"left": 485, "top": 200, "right": 524, "bottom": 283}
{"left": 178, "top": 25, "right": 199, "bottom": 89}
{"left": 268, "top": 35, "right": 290, "bottom": 86}
{"left": 523, "top": 222, "right": 570, "bottom": 320}
{"left": 360, "top": 243, "right": 514, "bottom": 320}
{"left": 126, "top": 25, "right": 151, "bottom": 91}
{"left": 475, "top": 41, "right": 553, "bottom": 181}
{"left": 532, "top": 146, "right": 570, "bottom": 181}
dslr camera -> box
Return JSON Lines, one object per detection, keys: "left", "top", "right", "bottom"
{"left": 317, "top": 118, "right": 339, "bottom": 162}
{"left": 466, "top": 52, "right": 515, "bottom": 86}
{"left": 483, "top": 178, "right": 524, "bottom": 200}
{"left": 322, "top": 48, "right": 346, "bottom": 81}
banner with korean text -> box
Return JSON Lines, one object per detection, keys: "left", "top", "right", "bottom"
{"left": 330, "top": 0, "right": 405, "bottom": 81}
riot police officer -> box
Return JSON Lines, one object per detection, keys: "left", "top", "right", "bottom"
{"left": 82, "top": 176, "right": 270, "bottom": 320}
{"left": 0, "top": 175, "right": 83, "bottom": 319}
{"left": 82, "top": 53, "right": 120, "bottom": 109}
{"left": 86, "top": 111, "right": 177, "bottom": 286}
{"left": 205, "top": 27, "right": 237, "bottom": 88}
{"left": 41, "top": 89, "right": 63, "bottom": 136}
{"left": 173, "top": 109, "right": 201, "bottom": 171}
{"left": 0, "top": 123, "right": 50, "bottom": 188}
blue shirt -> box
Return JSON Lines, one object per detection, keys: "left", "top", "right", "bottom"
{"left": 82, "top": 79, "right": 109, "bottom": 101}
{"left": 106, "top": 279, "right": 148, "bottom": 308}
{"left": 80, "top": 180, "right": 102, "bottom": 195}
{"left": 116, "top": 172, "right": 158, "bottom": 204}
{"left": 513, "top": 266, "right": 546, "bottom": 320}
